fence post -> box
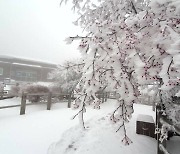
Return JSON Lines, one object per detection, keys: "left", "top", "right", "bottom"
{"left": 20, "top": 93, "right": 27, "bottom": 115}
{"left": 105, "top": 92, "right": 107, "bottom": 102}
{"left": 102, "top": 93, "right": 105, "bottom": 103}
{"left": 47, "top": 92, "right": 52, "bottom": 110}
{"left": 0, "top": 92, "right": 3, "bottom": 100}
{"left": 67, "top": 93, "right": 71, "bottom": 108}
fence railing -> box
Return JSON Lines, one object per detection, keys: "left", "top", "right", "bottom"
{"left": 0, "top": 92, "right": 73, "bottom": 115}
{"left": 0, "top": 92, "right": 109, "bottom": 115}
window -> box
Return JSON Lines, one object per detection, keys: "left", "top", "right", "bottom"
{"left": 16, "top": 71, "right": 37, "bottom": 81}
{"left": 0, "top": 68, "right": 3, "bottom": 75}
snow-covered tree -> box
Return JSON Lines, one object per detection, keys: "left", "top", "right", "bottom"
{"left": 61, "top": 0, "right": 180, "bottom": 145}
{"left": 50, "top": 60, "right": 82, "bottom": 93}
{"left": 157, "top": 85, "right": 180, "bottom": 152}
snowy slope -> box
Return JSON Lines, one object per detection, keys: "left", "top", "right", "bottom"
{"left": 48, "top": 101, "right": 156, "bottom": 154}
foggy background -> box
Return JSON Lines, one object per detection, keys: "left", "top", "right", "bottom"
{"left": 0, "top": 0, "right": 82, "bottom": 64}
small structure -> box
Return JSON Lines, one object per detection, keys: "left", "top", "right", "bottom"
{"left": 136, "top": 114, "right": 155, "bottom": 138}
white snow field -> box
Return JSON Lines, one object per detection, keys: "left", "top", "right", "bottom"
{"left": 0, "top": 98, "right": 157, "bottom": 154}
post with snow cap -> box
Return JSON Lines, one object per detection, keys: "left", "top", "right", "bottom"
{"left": 20, "top": 92, "right": 27, "bottom": 115}
{"left": 0, "top": 92, "right": 3, "bottom": 100}
{"left": 105, "top": 92, "right": 108, "bottom": 102}
{"left": 47, "top": 92, "right": 52, "bottom": 110}
{"left": 68, "top": 92, "right": 71, "bottom": 108}
{"left": 102, "top": 93, "right": 105, "bottom": 103}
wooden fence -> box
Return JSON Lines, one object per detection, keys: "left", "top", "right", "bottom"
{"left": 0, "top": 92, "right": 73, "bottom": 115}
{"left": 0, "top": 92, "right": 108, "bottom": 115}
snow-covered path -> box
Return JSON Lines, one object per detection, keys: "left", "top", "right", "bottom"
{"left": 48, "top": 101, "right": 157, "bottom": 154}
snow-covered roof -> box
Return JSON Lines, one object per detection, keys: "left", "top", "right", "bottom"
{"left": 0, "top": 61, "right": 10, "bottom": 64}
{"left": 137, "top": 114, "right": 154, "bottom": 123}
{"left": 0, "top": 55, "right": 57, "bottom": 66}
{"left": 12, "top": 63, "right": 42, "bottom": 68}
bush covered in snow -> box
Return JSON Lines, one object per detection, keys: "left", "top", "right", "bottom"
{"left": 22, "top": 84, "right": 49, "bottom": 103}
{"left": 48, "top": 85, "right": 63, "bottom": 94}
{"left": 10, "top": 83, "right": 50, "bottom": 103}
{"left": 9, "top": 83, "right": 20, "bottom": 96}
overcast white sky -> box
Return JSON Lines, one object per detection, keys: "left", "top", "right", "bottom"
{"left": 0, "top": 0, "right": 82, "bottom": 64}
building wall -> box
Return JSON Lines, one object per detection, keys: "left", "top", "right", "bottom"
{"left": 0, "top": 56, "right": 57, "bottom": 83}
{"left": 0, "top": 61, "right": 11, "bottom": 81}
{"left": 10, "top": 65, "right": 40, "bottom": 82}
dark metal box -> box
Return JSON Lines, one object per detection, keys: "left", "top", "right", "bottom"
{"left": 136, "top": 114, "right": 155, "bottom": 138}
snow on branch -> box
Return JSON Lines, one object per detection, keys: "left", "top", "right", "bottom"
{"left": 60, "top": 0, "right": 180, "bottom": 144}
{"left": 65, "top": 35, "right": 91, "bottom": 44}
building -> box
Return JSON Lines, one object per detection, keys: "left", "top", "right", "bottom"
{"left": 0, "top": 55, "right": 57, "bottom": 84}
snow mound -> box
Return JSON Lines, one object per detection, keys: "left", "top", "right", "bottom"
{"left": 48, "top": 113, "right": 156, "bottom": 154}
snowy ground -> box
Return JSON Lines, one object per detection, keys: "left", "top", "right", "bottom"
{"left": 1, "top": 98, "right": 179, "bottom": 154}
{"left": 48, "top": 101, "right": 157, "bottom": 154}
{"left": 0, "top": 98, "right": 78, "bottom": 154}
{"left": 0, "top": 98, "right": 159, "bottom": 154}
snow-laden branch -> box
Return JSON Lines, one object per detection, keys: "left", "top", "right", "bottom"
{"left": 60, "top": 0, "right": 180, "bottom": 144}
